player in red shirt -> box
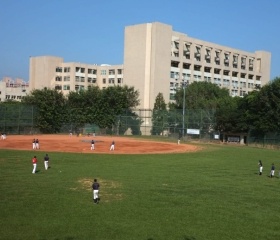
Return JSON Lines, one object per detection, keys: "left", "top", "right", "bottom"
{"left": 32, "top": 156, "right": 37, "bottom": 174}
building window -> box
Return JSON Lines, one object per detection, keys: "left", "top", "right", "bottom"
{"left": 169, "top": 93, "right": 175, "bottom": 100}
{"left": 224, "top": 53, "right": 229, "bottom": 67}
{"left": 63, "top": 85, "right": 70, "bottom": 90}
{"left": 75, "top": 85, "right": 84, "bottom": 91}
{"left": 64, "top": 76, "right": 70, "bottom": 81}
{"left": 223, "top": 70, "right": 230, "bottom": 76}
{"left": 232, "top": 72, "right": 238, "bottom": 77}
{"left": 182, "top": 63, "right": 190, "bottom": 69}
{"left": 103, "top": 78, "right": 106, "bottom": 84}
{"left": 80, "top": 77, "right": 85, "bottom": 82}
{"left": 195, "top": 46, "right": 201, "bottom": 61}
{"left": 101, "top": 70, "right": 106, "bottom": 75}
{"left": 205, "top": 48, "right": 211, "bottom": 63}
{"left": 55, "top": 85, "right": 62, "bottom": 90}
{"left": 117, "top": 69, "right": 122, "bottom": 74}
{"left": 109, "top": 69, "right": 115, "bottom": 75}
{"left": 64, "top": 67, "right": 70, "bottom": 73}
{"left": 241, "top": 73, "right": 246, "bottom": 79}
{"left": 249, "top": 59, "right": 254, "bottom": 71}
{"left": 223, "top": 79, "right": 230, "bottom": 86}
{"left": 204, "top": 67, "right": 211, "bottom": 73}
{"left": 109, "top": 78, "right": 115, "bottom": 84}
{"left": 55, "top": 76, "right": 62, "bottom": 81}
{"left": 88, "top": 69, "right": 97, "bottom": 74}
{"left": 117, "top": 78, "right": 122, "bottom": 84}
{"left": 233, "top": 55, "right": 238, "bottom": 68}
{"left": 194, "top": 65, "right": 201, "bottom": 71}
{"left": 171, "top": 61, "right": 179, "bottom": 68}
{"left": 214, "top": 68, "right": 221, "bottom": 74}
{"left": 215, "top": 51, "right": 220, "bottom": 65}
{"left": 56, "top": 67, "right": 62, "bottom": 73}
{"left": 75, "top": 67, "right": 85, "bottom": 73}
{"left": 184, "top": 43, "right": 191, "bottom": 59}
{"left": 248, "top": 75, "right": 254, "bottom": 80}
{"left": 241, "top": 57, "right": 246, "bottom": 70}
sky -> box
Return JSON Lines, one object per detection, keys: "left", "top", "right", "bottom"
{"left": 0, "top": 0, "right": 279, "bottom": 82}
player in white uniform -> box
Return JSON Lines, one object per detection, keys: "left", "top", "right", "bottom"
{"left": 32, "top": 139, "right": 36, "bottom": 149}
{"left": 91, "top": 140, "right": 95, "bottom": 150}
{"left": 110, "top": 140, "right": 115, "bottom": 151}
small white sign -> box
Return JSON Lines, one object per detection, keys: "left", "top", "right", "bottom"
{"left": 187, "top": 129, "right": 200, "bottom": 135}
{"left": 214, "top": 134, "right": 219, "bottom": 139}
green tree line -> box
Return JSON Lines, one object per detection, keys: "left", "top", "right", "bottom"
{"left": 1, "top": 77, "right": 280, "bottom": 137}
{"left": 151, "top": 77, "right": 280, "bottom": 138}
{"left": 0, "top": 85, "right": 140, "bottom": 134}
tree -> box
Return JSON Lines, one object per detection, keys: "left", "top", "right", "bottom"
{"left": 66, "top": 85, "right": 140, "bottom": 131}
{"left": 173, "top": 82, "right": 230, "bottom": 134}
{"left": 151, "top": 93, "right": 168, "bottom": 135}
{"left": 175, "top": 81, "right": 229, "bottom": 110}
{"left": 243, "top": 77, "right": 280, "bottom": 136}
{"left": 22, "top": 88, "right": 67, "bottom": 133}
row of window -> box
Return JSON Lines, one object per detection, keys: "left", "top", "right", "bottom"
{"left": 171, "top": 41, "right": 256, "bottom": 70}
{"left": 55, "top": 76, "right": 123, "bottom": 84}
{"left": 171, "top": 61, "right": 257, "bottom": 74}
{"left": 169, "top": 80, "right": 257, "bottom": 89}
{"left": 55, "top": 67, "right": 123, "bottom": 75}
{"left": 170, "top": 70, "right": 261, "bottom": 81}
{"left": 4, "top": 95, "right": 23, "bottom": 100}
{"left": 55, "top": 78, "right": 123, "bottom": 90}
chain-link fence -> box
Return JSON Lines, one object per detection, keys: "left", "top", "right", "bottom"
{"left": 0, "top": 105, "right": 217, "bottom": 141}
{"left": 0, "top": 104, "right": 37, "bottom": 134}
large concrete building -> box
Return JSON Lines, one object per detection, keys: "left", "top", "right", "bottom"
{"left": 29, "top": 22, "right": 271, "bottom": 110}
{"left": 123, "top": 22, "right": 271, "bottom": 110}
{"left": 0, "top": 77, "right": 29, "bottom": 102}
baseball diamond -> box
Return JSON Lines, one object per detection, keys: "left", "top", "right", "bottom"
{"left": 0, "top": 135, "right": 200, "bottom": 154}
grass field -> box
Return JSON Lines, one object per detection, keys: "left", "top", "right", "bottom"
{"left": 0, "top": 142, "right": 280, "bottom": 240}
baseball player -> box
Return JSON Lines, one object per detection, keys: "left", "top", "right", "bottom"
{"left": 90, "top": 140, "right": 95, "bottom": 150}
{"left": 32, "top": 139, "right": 36, "bottom": 149}
{"left": 44, "top": 154, "right": 49, "bottom": 170}
{"left": 92, "top": 179, "right": 100, "bottom": 204}
{"left": 270, "top": 163, "right": 275, "bottom": 178}
{"left": 35, "top": 139, "right": 40, "bottom": 149}
{"left": 32, "top": 156, "right": 38, "bottom": 174}
{"left": 110, "top": 140, "right": 115, "bottom": 151}
{"left": 258, "top": 160, "right": 263, "bottom": 175}
{"left": 1, "top": 133, "right": 6, "bottom": 140}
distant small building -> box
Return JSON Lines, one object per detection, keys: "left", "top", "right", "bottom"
{"left": 0, "top": 77, "right": 30, "bottom": 102}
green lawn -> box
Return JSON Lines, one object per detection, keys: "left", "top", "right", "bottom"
{"left": 0, "top": 143, "right": 280, "bottom": 240}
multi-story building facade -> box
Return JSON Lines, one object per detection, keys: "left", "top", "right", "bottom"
{"left": 0, "top": 77, "right": 29, "bottom": 102}
{"left": 29, "top": 56, "right": 124, "bottom": 95}
{"left": 123, "top": 22, "right": 271, "bottom": 110}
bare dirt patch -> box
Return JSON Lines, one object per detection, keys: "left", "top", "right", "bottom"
{"left": 76, "top": 178, "right": 123, "bottom": 202}
{"left": 0, "top": 134, "right": 201, "bottom": 154}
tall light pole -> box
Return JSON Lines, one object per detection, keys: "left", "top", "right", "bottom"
{"left": 182, "top": 78, "right": 188, "bottom": 137}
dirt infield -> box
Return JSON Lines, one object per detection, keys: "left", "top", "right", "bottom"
{"left": 0, "top": 134, "right": 200, "bottom": 154}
